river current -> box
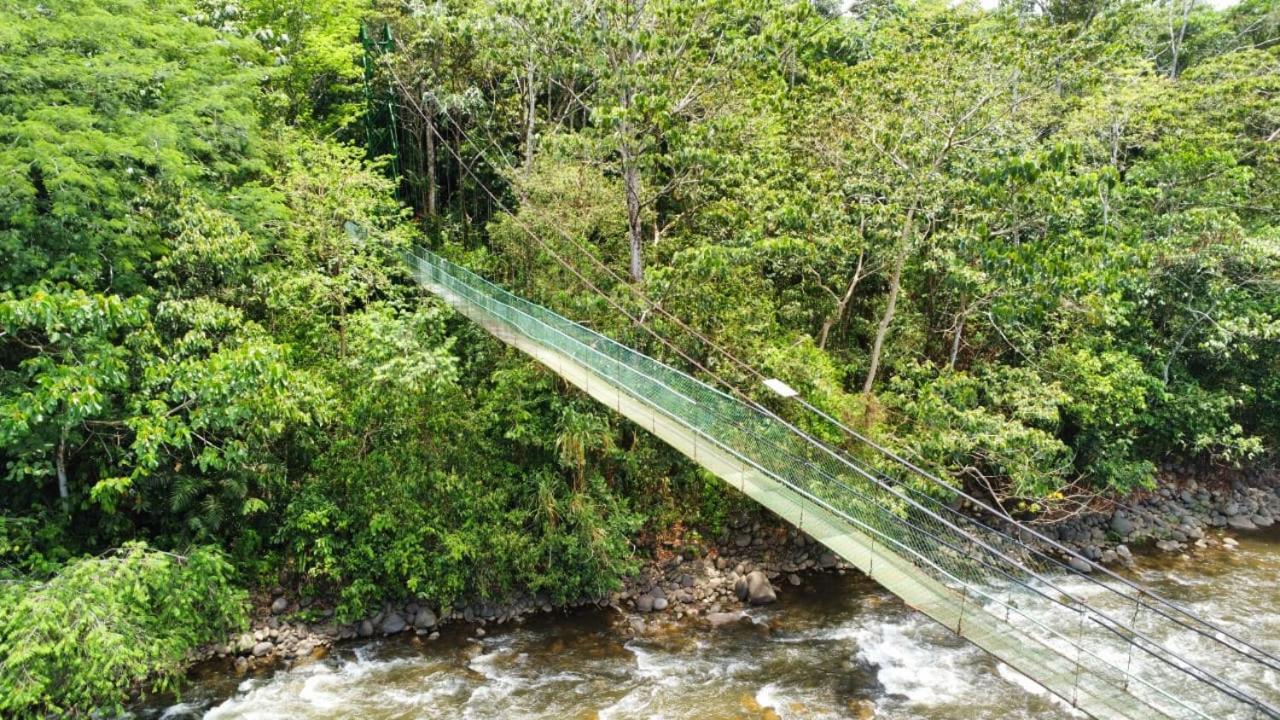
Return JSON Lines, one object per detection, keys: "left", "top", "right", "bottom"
{"left": 145, "top": 529, "right": 1280, "bottom": 720}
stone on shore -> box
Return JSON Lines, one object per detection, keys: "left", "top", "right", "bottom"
{"left": 1109, "top": 514, "right": 1135, "bottom": 537}
{"left": 706, "top": 611, "right": 748, "bottom": 627}
{"left": 1067, "top": 556, "right": 1092, "bottom": 573}
{"left": 745, "top": 570, "right": 776, "bottom": 605}
{"left": 234, "top": 633, "right": 256, "bottom": 655}
{"left": 414, "top": 608, "right": 438, "bottom": 629}
{"left": 270, "top": 596, "right": 289, "bottom": 615}
{"left": 380, "top": 612, "right": 407, "bottom": 635}
{"left": 1227, "top": 515, "right": 1257, "bottom": 531}
{"left": 251, "top": 641, "right": 274, "bottom": 657}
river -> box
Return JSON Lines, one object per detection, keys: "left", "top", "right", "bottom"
{"left": 144, "top": 528, "right": 1280, "bottom": 720}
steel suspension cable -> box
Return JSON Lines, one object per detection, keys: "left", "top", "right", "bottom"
{"left": 403, "top": 248, "right": 1238, "bottom": 720}
{"left": 376, "top": 55, "right": 1279, "bottom": 714}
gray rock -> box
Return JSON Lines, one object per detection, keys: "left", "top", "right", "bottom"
{"left": 234, "top": 633, "right": 256, "bottom": 654}
{"left": 380, "top": 612, "right": 407, "bottom": 635}
{"left": 358, "top": 619, "right": 374, "bottom": 638}
{"left": 652, "top": 597, "right": 669, "bottom": 611}
{"left": 1156, "top": 540, "right": 1182, "bottom": 552}
{"left": 252, "top": 641, "right": 274, "bottom": 657}
{"left": 818, "top": 552, "right": 837, "bottom": 569}
{"left": 1105, "top": 512, "right": 1136, "bottom": 535}
{"left": 1067, "top": 556, "right": 1093, "bottom": 573}
{"left": 788, "top": 573, "right": 801, "bottom": 586}
{"left": 414, "top": 608, "right": 438, "bottom": 629}
{"left": 270, "top": 596, "right": 288, "bottom": 615}
{"left": 706, "top": 611, "right": 748, "bottom": 627}
{"left": 1227, "top": 515, "right": 1257, "bottom": 531}
{"left": 745, "top": 570, "right": 777, "bottom": 605}
{"left": 636, "top": 595, "right": 655, "bottom": 613}
{"left": 734, "top": 577, "right": 749, "bottom": 602}
{"left": 1252, "top": 515, "right": 1274, "bottom": 527}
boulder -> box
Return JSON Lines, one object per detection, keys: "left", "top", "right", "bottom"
{"left": 1109, "top": 514, "right": 1135, "bottom": 536}
{"left": 234, "top": 633, "right": 256, "bottom": 655}
{"left": 636, "top": 595, "right": 655, "bottom": 613}
{"left": 1067, "top": 556, "right": 1092, "bottom": 574}
{"left": 745, "top": 570, "right": 776, "bottom": 605}
{"left": 414, "top": 608, "right": 438, "bottom": 629}
{"left": 1227, "top": 515, "right": 1257, "bottom": 531}
{"left": 706, "top": 611, "right": 748, "bottom": 627}
{"left": 358, "top": 619, "right": 374, "bottom": 638}
{"left": 734, "top": 577, "right": 749, "bottom": 602}
{"left": 652, "top": 597, "right": 669, "bottom": 611}
{"left": 270, "top": 597, "right": 288, "bottom": 615}
{"left": 380, "top": 612, "right": 407, "bottom": 635}
{"left": 252, "top": 641, "right": 274, "bottom": 658}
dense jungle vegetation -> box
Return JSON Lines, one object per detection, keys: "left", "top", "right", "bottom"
{"left": 0, "top": 0, "right": 1276, "bottom": 714}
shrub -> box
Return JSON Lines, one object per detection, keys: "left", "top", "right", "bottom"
{"left": 0, "top": 543, "right": 247, "bottom": 718}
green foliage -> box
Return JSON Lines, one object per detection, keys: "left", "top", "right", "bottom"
{"left": 0, "top": 0, "right": 271, "bottom": 293}
{"left": 0, "top": 544, "right": 247, "bottom": 718}
{"left": 371, "top": 0, "right": 1278, "bottom": 505}
{"left": 282, "top": 348, "right": 643, "bottom": 618}
{"left": 3, "top": 0, "right": 1279, "bottom": 712}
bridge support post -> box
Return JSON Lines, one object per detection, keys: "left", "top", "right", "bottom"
{"left": 867, "top": 526, "right": 877, "bottom": 581}
{"left": 1122, "top": 591, "right": 1142, "bottom": 692}
{"left": 1071, "top": 609, "right": 1086, "bottom": 709}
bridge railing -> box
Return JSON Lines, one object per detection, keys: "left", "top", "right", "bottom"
{"left": 405, "top": 246, "right": 1278, "bottom": 720}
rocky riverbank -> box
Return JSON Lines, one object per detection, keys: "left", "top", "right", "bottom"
{"left": 198, "top": 513, "right": 852, "bottom": 672}
{"left": 201, "top": 468, "right": 1278, "bottom": 673}
{"left": 1014, "top": 468, "right": 1280, "bottom": 570}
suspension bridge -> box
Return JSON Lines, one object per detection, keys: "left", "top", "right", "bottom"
{"left": 404, "top": 245, "right": 1280, "bottom": 720}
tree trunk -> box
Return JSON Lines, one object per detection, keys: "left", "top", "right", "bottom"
{"left": 863, "top": 206, "right": 916, "bottom": 394}
{"left": 621, "top": 75, "right": 643, "bottom": 282}
{"left": 425, "top": 114, "right": 437, "bottom": 216}
{"left": 56, "top": 424, "right": 69, "bottom": 504}
{"left": 818, "top": 248, "right": 865, "bottom": 350}
{"left": 948, "top": 296, "right": 966, "bottom": 370}
{"left": 624, "top": 151, "right": 643, "bottom": 282}
{"left": 524, "top": 60, "right": 537, "bottom": 174}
